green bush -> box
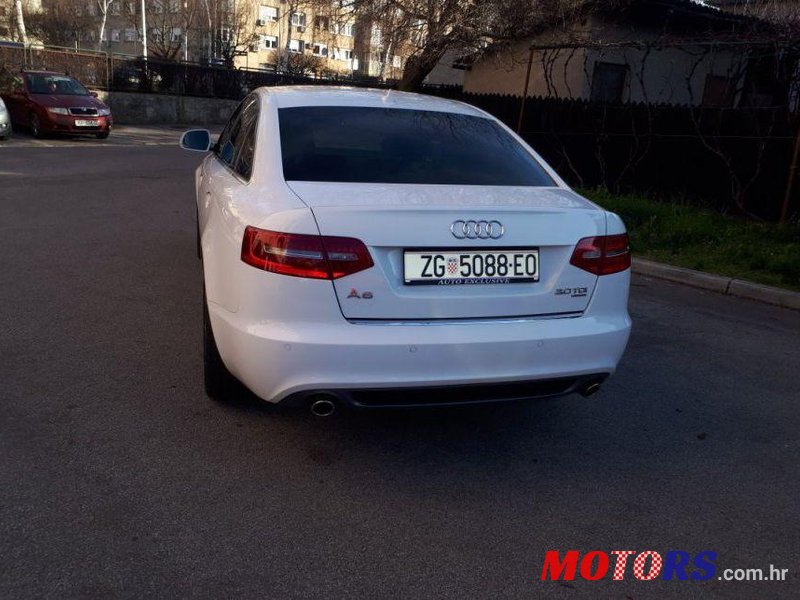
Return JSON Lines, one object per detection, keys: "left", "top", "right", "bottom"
{"left": 582, "top": 188, "right": 800, "bottom": 291}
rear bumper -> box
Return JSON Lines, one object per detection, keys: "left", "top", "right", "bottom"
{"left": 279, "top": 374, "right": 610, "bottom": 409}
{"left": 208, "top": 271, "right": 631, "bottom": 405}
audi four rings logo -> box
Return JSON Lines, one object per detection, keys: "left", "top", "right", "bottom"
{"left": 450, "top": 220, "right": 505, "bottom": 240}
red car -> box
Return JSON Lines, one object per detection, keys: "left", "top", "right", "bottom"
{"left": 1, "top": 70, "right": 112, "bottom": 139}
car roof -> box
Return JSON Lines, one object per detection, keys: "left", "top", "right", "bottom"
{"left": 258, "top": 86, "right": 487, "bottom": 118}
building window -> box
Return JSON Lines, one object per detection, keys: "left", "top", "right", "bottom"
{"left": 171, "top": 27, "right": 182, "bottom": 42}
{"left": 341, "top": 22, "right": 355, "bottom": 37}
{"left": 110, "top": 29, "right": 120, "bottom": 41}
{"left": 702, "top": 74, "right": 735, "bottom": 107}
{"left": 260, "top": 34, "right": 278, "bottom": 50}
{"left": 291, "top": 12, "right": 306, "bottom": 27}
{"left": 151, "top": 28, "right": 163, "bottom": 42}
{"left": 590, "top": 62, "right": 628, "bottom": 103}
{"left": 126, "top": 1, "right": 135, "bottom": 14}
{"left": 392, "top": 55, "right": 402, "bottom": 68}
{"left": 259, "top": 5, "right": 278, "bottom": 22}
{"left": 289, "top": 39, "right": 304, "bottom": 53}
{"left": 312, "top": 43, "right": 328, "bottom": 57}
{"left": 87, "top": 4, "right": 96, "bottom": 16}
{"left": 314, "top": 16, "right": 329, "bottom": 30}
{"left": 110, "top": 1, "right": 121, "bottom": 15}
{"left": 124, "top": 28, "right": 137, "bottom": 42}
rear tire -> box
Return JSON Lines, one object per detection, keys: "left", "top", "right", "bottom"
{"left": 96, "top": 130, "right": 110, "bottom": 139}
{"left": 203, "top": 286, "right": 238, "bottom": 402}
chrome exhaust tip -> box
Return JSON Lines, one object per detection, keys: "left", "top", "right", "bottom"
{"left": 580, "top": 381, "right": 603, "bottom": 398}
{"left": 309, "top": 396, "right": 338, "bottom": 417}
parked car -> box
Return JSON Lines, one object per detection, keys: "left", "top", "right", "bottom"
{"left": 0, "top": 97, "right": 10, "bottom": 140}
{"left": 1, "top": 70, "right": 112, "bottom": 139}
{"left": 181, "top": 87, "right": 632, "bottom": 416}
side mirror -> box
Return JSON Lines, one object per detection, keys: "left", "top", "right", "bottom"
{"left": 180, "top": 129, "right": 212, "bottom": 152}
{"left": 89, "top": 91, "right": 99, "bottom": 98}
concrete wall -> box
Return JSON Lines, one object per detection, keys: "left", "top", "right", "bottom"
{"left": 94, "top": 91, "right": 238, "bottom": 126}
{"left": 464, "top": 41, "right": 589, "bottom": 99}
{"left": 425, "top": 49, "right": 467, "bottom": 87}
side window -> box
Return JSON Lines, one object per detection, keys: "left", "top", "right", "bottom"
{"left": 590, "top": 62, "right": 628, "bottom": 104}
{"left": 215, "top": 102, "right": 244, "bottom": 167}
{"left": 234, "top": 99, "right": 259, "bottom": 180}
{"left": 215, "top": 95, "right": 258, "bottom": 179}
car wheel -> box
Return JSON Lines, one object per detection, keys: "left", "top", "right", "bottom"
{"left": 96, "top": 131, "right": 110, "bottom": 140}
{"left": 203, "top": 286, "right": 239, "bottom": 402}
{"left": 30, "top": 114, "right": 43, "bottom": 139}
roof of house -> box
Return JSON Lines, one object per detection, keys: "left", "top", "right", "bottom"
{"left": 518, "top": 0, "right": 776, "bottom": 45}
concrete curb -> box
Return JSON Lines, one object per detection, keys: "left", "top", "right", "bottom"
{"left": 632, "top": 258, "right": 800, "bottom": 311}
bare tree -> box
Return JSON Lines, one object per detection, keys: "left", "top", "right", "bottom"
{"left": 14, "top": 0, "right": 28, "bottom": 44}
{"left": 358, "top": 0, "right": 602, "bottom": 91}
{"left": 96, "top": 0, "right": 111, "bottom": 51}
{"left": 270, "top": 46, "right": 324, "bottom": 75}
{"left": 143, "top": 0, "right": 200, "bottom": 60}
{"left": 27, "top": 0, "right": 94, "bottom": 47}
{"left": 277, "top": 0, "right": 333, "bottom": 72}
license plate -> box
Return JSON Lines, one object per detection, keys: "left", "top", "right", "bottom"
{"left": 404, "top": 249, "right": 539, "bottom": 286}
{"left": 74, "top": 119, "right": 97, "bottom": 127}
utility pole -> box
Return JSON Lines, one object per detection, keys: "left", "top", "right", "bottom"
{"left": 516, "top": 46, "right": 535, "bottom": 134}
{"left": 184, "top": 0, "right": 189, "bottom": 62}
{"left": 141, "top": 0, "right": 148, "bottom": 59}
{"left": 782, "top": 119, "right": 800, "bottom": 222}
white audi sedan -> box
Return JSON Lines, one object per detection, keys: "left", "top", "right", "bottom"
{"left": 181, "top": 87, "right": 631, "bottom": 416}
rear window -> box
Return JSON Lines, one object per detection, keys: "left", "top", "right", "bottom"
{"left": 278, "top": 106, "right": 555, "bottom": 186}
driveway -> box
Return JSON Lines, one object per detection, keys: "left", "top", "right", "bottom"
{"left": 0, "top": 139, "right": 797, "bottom": 599}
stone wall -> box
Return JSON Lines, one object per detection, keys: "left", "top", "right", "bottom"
{"left": 94, "top": 91, "right": 238, "bottom": 126}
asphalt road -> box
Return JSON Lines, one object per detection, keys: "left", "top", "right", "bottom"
{"left": 1, "top": 135, "right": 799, "bottom": 599}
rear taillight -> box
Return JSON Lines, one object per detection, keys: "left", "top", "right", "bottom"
{"left": 569, "top": 234, "right": 631, "bottom": 275}
{"left": 241, "top": 226, "right": 374, "bottom": 279}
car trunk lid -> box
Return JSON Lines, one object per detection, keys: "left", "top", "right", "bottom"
{"left": 288, "top": 183, "right": 604, "bottom": 320}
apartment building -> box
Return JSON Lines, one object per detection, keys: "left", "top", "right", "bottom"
{"left": 236, "top": 1, "right": 361, "bottom": 75}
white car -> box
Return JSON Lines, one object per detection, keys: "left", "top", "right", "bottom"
{"left": 0, "top": 97, "right": 11, "bottom": 140}
{"left": 181, "top": 87, "right": 631, "bottom": 416}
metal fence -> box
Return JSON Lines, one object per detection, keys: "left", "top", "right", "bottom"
{"left": 0, "top": 44, "right": 390, "bottom": 100}
{"left": 426, "top": 88, "right": 799, "bottom": 221}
